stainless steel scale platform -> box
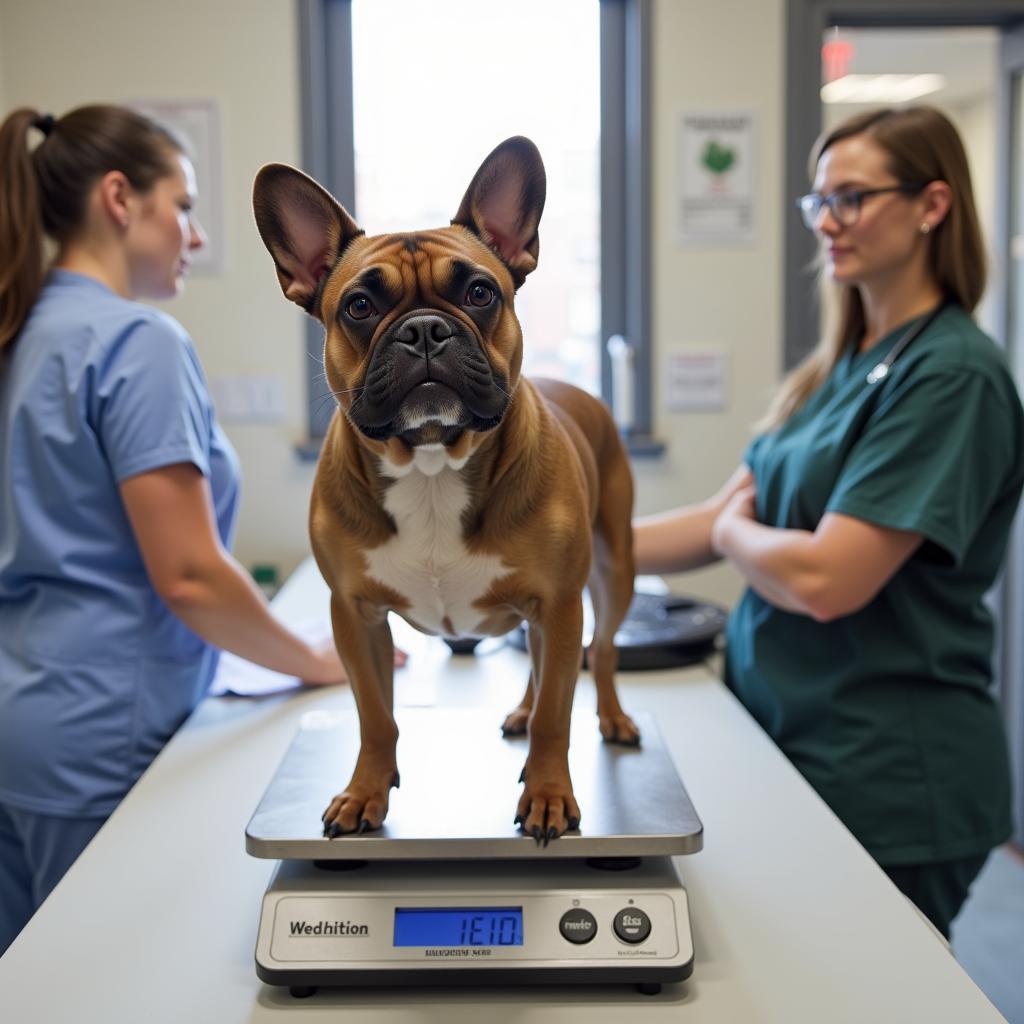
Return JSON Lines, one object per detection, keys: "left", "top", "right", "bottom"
{"left": 247, "top": 709, "right": 703, "bottom": 995}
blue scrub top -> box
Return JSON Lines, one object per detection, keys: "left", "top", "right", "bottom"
{"left": 0, "top": 270, "right": 241, "bottom": 817}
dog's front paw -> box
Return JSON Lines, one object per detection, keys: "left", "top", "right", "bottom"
{"left": 515, "top": 763, "right": 581, "bottom": 845}
{"left": 321, "top": 768, "right": 400, "bottom": 837}
{"left": 598, "top": 709, "right": 641, "bottom": 747}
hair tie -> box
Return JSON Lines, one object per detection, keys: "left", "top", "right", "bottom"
{"left": 33, "top": 113, "right": 55, "bottom": 137}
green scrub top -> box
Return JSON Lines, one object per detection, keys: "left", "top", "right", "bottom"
{"left": 725, "top": 304, "right": 1024, "bottom": 866}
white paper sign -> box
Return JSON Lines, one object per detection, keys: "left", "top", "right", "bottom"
{"left": 128, "top": 97, "right": 226, "bottom": 273}
{"left": 665, "top": 351, "right": 728, "bottom": 412}
{"left": 676, "top": 110, "right": 757, "bottom": 246}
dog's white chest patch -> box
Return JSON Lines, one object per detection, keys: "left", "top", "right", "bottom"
{"left": 366, "top": 463, "right": 508, "bottom": 637}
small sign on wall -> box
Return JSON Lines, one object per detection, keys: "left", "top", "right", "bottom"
{"left": 665, "top": 351, "right": 728, "bottom": 412}
{"left": 676, "top": 110, "right": 757, "bottom": 247}
{"left": 128, "top": 97, "right": 226, "bottom": 274}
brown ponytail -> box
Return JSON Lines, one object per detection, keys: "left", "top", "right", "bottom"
{"left": 0, "top": 108, "right": 46, "bottom": 352}
{"left": 0, "top": 103, "right": 185, "bottom": 355}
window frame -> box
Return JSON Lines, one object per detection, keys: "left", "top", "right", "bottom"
{"left": 294, "top": 0, "right": 657, "bottom": 458}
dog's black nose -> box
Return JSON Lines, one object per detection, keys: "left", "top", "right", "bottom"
{"left": 394, "top": 314, "right": 453, "bottom": 360}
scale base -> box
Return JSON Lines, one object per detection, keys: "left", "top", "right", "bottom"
{"left": 273, "top": 973, "right": 675, "bottom": 998}
{"left": 254, "top": 855, "right": 693, "bottom": 995}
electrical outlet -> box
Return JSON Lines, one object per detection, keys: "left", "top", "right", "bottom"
{"left": 211, "top": 375, "right": 286, "bottom": 423}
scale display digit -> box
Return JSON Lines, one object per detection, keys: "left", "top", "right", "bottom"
{"left": 393, "top": 907, "right": 523, "bottom": 947}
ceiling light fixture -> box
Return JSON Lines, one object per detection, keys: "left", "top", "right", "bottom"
{"left": 820, "top": 73, "right": 946, "bottom": 104}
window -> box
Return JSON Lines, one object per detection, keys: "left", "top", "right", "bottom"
{"left": 296, "top": 0, "right": 654, "bottom": 454}
{"left": 351, "top": 0, "right": 601, "bottom": 393}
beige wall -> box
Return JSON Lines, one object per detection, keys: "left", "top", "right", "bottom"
{"left": 0, "top": 5, "right": 5, "bottom": 114}
{"left": 951, "top": 93, "right": 999, "bottom": 337}
{"left": 0, "top": 0, "right": 786, "bottom": 607}
{"left": 641, "top": 0, "right": 784, "bottom": 606}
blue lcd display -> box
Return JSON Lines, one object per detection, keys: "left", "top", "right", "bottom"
{"left": 393, "top": 907, "right": 523, "bottom": 947}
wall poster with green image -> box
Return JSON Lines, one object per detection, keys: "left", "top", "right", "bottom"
{"left": 675, "top": 110, "right": 757, "bottom": 247}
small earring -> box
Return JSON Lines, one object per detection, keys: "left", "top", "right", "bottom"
{"left": 920, "top": 222, "right": 931, "bottom": 235}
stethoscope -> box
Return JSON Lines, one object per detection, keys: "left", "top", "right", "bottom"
{"left": 865, "top": 303, "right": 946, "bottom": 385}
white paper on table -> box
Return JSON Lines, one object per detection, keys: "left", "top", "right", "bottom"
{"left": 207, "top": 612, "right": 435, "bottom": 701}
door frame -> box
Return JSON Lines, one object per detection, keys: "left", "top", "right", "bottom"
{"left": 998, "top": 20, "right": 1024, "bottom": 847}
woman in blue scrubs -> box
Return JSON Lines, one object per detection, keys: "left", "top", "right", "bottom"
{"left": 635, "top": 105, "right": 1023, "bottom": 938}
{"left": 0, "top": 105, "right": 351, "bottom": 955}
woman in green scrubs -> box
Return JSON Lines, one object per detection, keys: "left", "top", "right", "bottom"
{"left": 634, "top": 105, "right": 1023, "bottom": 938}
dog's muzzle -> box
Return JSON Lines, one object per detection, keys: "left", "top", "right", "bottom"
{"left": 348, "top": 311, "right": 509, "bottom": 443}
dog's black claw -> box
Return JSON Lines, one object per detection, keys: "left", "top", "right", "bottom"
{"left": 567, "top": 816, "right": 580, "bottom": 831}
{"left": 532, "top": 825, "right": 542, "bottom": 844}
{"left": 603, "top": 732, "right": 642, "bottom": 748}
{"left": 513, "top": 814, "right": 524, "bottom": 827}
{"left": 357, "top": 819, "right": 371, "bottom": 835}
{"left": 324, "top": 822, "right": 342, "bottom": 839}
{"left": 392, "top": 771, "right": 401, "bottom": 789}
{"left": 545, "top": 825, "right": 558, "bottom": 846}
{"left": 518, "top": 766, "right": 526, "bottom": 783}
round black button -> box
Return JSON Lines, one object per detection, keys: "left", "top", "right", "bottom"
{"left": 559, "top": 908, "right": 598, "bottom": 944}
{"left": 613, "top": 907, "right": 651, "bottom": 944}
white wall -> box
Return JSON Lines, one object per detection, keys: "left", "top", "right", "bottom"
{"left": 0, "top": 5, "right": 5, "bottom": 115}
{"left": 952, "top": 91, "right": 1000, "bottom": 338}
{"left": 0, "top": 0, "right": 786, "bottom": 607}
{"left": 641, "top": 0, "right": 784, "bottom": 607}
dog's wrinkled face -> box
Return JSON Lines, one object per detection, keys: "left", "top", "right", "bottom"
{"left": 321, "top": 228, "right": 517, "bottom": 447}
{"left": 253, "top": 138, "right": 546, "bottom": 462}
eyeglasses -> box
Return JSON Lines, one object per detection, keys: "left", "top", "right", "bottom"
{"left": 796, "top": 183, "right": 928, "bottom": 230}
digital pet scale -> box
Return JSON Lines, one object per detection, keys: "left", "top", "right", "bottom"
{"left": 247, "top": 708, "right": 703, "bottom": 996}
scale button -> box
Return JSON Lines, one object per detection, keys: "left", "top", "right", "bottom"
{"left": 613, "top": 908, "right": 652, "bottom": 944}
{"left": 559, "top": 909, "right": 598, "bottom": 944}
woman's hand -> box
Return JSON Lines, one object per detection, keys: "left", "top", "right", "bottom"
{"left": 632, "top": 462, "right": 757, "bottom": 575}
{"left": 300, "top": 639, "right": 347, "bottom": 686}
{"left": 711, "top": 464, "right": 755, "bottom": 513}
{"left": 711, "top": 482, "right": 757, "bottom": 557}
{"left": 300, "top": 639, "right": 408, "bottom": 687}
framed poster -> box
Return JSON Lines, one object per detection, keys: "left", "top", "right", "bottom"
{"left": 676, "top": 110, "right": 757, "bottom": 247}
{"left": 128, "top": 97, "right": 226, "bottom": 273}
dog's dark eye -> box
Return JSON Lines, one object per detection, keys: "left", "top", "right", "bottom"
{"left": 466, "top": 283, "right": 494, "bottom": 308}
{"left": 346, "top": 294, "right": 376, "bottom": 320}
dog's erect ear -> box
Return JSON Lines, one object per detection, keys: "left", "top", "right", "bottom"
{"left": 452, "top": 137, "right": 546, "bottom": 288}
{"left": 252, "top": 163, "right": 362, "bottom": 313}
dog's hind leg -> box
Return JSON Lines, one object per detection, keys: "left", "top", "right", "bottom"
{"left": 501, "top": 624, "right": 540, "bottom": 736}
{"left": 588, "top": 451, "right": 639, "bottom": 746}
